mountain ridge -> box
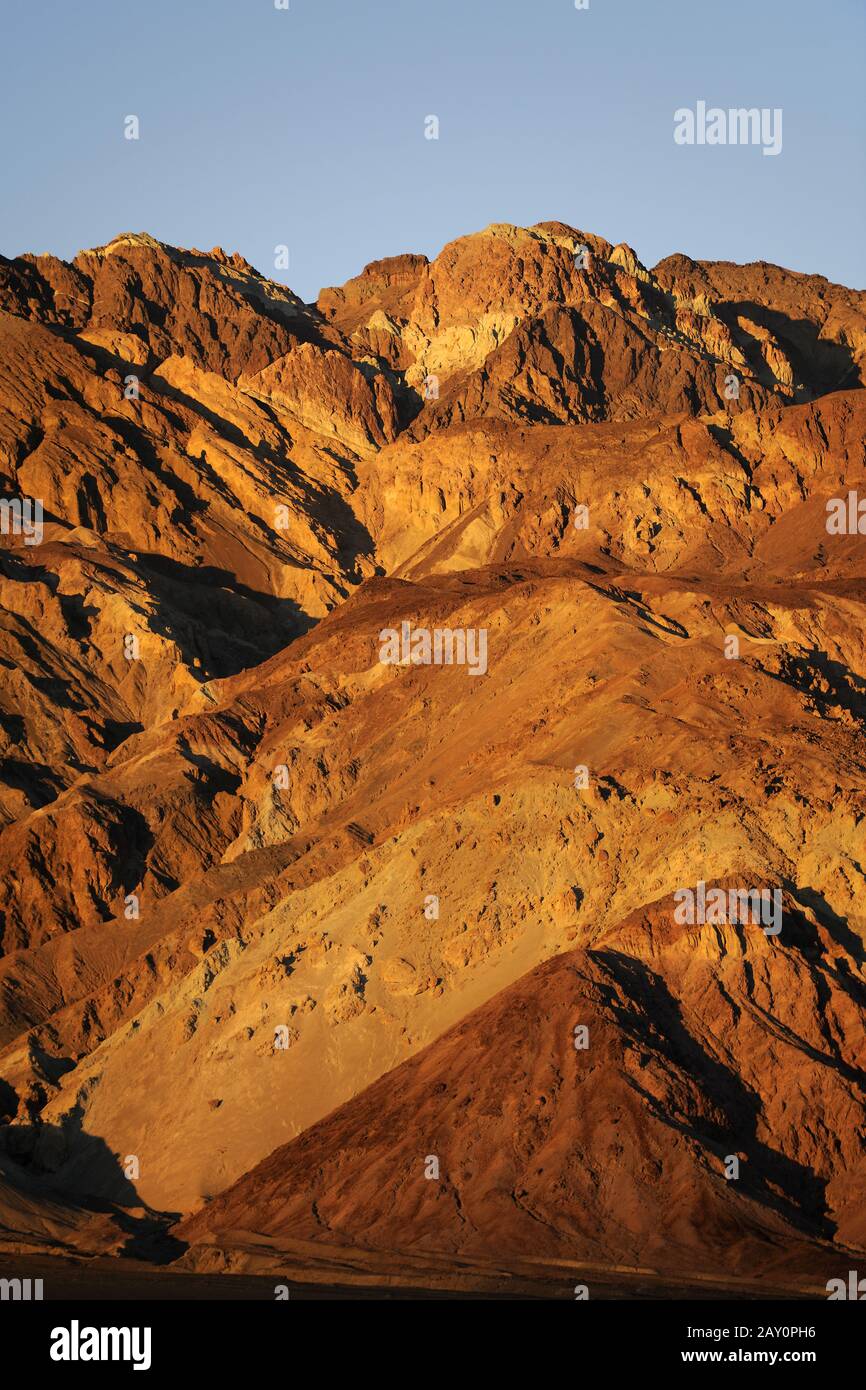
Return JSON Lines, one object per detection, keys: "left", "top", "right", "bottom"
{"left": 0, "top": 220, "right": 864, "bottom": 1293}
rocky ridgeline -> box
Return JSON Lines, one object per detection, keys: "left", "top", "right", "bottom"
{"left": 0, "top": 224, "right": 864, "bottom": 1291}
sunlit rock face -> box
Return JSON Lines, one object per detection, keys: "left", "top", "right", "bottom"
{"left": 0, "top": 225, "right": 865, "bottom": 1294}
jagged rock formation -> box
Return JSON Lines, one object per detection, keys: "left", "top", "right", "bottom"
{"left": 0, "top": 223, "right": 864, "bottom": 1291}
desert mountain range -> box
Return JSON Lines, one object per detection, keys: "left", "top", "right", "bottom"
{"left": 0, "top": 221, "right": 864, "bottom": 1295}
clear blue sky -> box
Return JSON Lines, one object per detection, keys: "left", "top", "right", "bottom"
{"left": 1, "top": 0, "right": 864, "bottom": 300}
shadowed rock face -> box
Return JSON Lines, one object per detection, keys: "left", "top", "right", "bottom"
{"left": 0, "top": 223, "right": 864, "bottom": 1291}
{"left": 177, "top": 895, "right": 865, "bottom": 1287}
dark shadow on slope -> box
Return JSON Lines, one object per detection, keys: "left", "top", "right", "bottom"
{"left": 100, "top": 414, "right": 208, "bottom": 530}
{"left": 75, "top": 474, "right": 108, "bottom": 532}
{"left": 705, "top": 422, "right": 757, "bottom": 482}
{"left": 590, "top": 948, "right": 835, "bottom": 1240}
{"left": 0, "top": 758, "right": 66, "bottom": 809}
{"left": 0, "top": 1078, "right": 17, "bottom": 1120}
{"left": 712, "top": 302, "right": 861, "bottom": 400}
{"left": 0, "top": 1109, "right": 187, "bottom": 1264}
{"left": 27, "top": 1045, "right": 76, "bottom": 1088}
{"left": 77, "top": 792, "right": 155, "bottom": 918}
{"left": 177, "top": 734, "right": 242, "bottom": 796}
{"left": 101, "top": 719, "right": 145, "bottom": 755}
{"left": 756, "top": 648, "right": 866, "bottom": 733}
{"left": 135, "top": 552, "right": 314, "bottom": 676}
{"left": 781, "top": 884, "right": 866, "bottom": 973}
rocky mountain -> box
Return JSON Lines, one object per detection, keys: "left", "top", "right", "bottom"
{"left": 0, "top": 222, "right": 864, "bottom": 1294}
{"left": 178, "top": 893, "right": 864, "bottom": 1294}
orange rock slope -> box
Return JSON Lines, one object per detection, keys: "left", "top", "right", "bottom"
{"left": 0, "top": 223, "right": 864, "bottom": 1293}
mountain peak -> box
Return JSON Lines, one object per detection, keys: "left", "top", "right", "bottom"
{"left": 0, "top": 217, "right": 865, "bottom": 1297}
